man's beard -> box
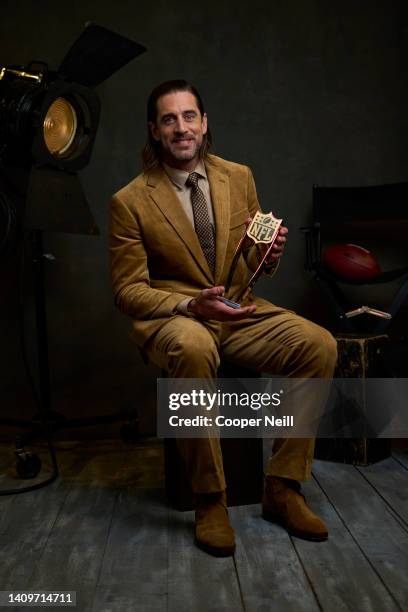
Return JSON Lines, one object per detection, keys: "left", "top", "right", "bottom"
{"left": 167, "top": 138, "right": 202, "bottom": 161}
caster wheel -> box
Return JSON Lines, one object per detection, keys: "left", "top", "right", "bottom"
{"left": 16, "top": 453, "right": 42, "bottom": 479}
{"left": 120, "top": 420, "right": 140, "bottom": 444}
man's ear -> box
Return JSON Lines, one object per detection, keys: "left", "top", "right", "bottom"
{"left": 149, "top": 121, "right": 160, "bottom": 142}
{"left": 202, "top": 113, "right": 208, "bottom": 136}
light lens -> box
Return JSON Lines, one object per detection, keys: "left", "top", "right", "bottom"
{"left": 43, "top": 97, "right": 77, "bottom": 155}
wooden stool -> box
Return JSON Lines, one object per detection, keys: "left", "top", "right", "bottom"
{"left": 164, "top": 362, "right": 264, "bottom": 511}
{"left": 315, "top": 333, "right": 391, "bottom": 465}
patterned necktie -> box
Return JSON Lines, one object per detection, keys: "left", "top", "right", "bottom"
{"left": 185, "top": 172, "right": 216, "bottom": 274}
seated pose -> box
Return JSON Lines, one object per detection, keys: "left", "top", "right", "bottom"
{"left": 110, "top": 80, "right": 337, "bottom": 557}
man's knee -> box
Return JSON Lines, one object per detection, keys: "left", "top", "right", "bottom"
{"left": 298, "top": 325, "right": 337, "bottom": 377}
{"left": 276, "top": 321, "right": 337, "bottom": 378}
{"left": 323, "top": 330, "right": 338, "bottom": 368}
{"left": 169, "top": 327, "right": 220, "bottom": 376}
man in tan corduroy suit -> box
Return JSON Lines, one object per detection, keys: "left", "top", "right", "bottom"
{"left": 110, "top": 80, "right": 337, "bottom": 557}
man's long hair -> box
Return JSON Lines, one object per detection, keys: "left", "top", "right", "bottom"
{"left": 141, "top": 80, "right": 213, "bottom": 171}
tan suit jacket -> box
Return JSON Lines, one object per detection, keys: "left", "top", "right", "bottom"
{"left": 109, "top": 154, "right": 274, "bottom": 347}
{"left": 109, "top": 156, "right": 328, "bottom": 487}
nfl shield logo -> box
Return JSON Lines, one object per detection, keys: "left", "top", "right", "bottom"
{"left": 247, "top": 211, "right": 282, "bottom": 244}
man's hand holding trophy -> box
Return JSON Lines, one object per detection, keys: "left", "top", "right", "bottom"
{"left": 221, "top": 211, "right": 288, "bottom": 308}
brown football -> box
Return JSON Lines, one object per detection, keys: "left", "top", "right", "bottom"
{"left": 322, "top": 243, "right": 381, "bottom": 281}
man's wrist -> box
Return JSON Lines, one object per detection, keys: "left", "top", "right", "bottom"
{"left": 175, "top": 297, "right": 196, "bottom": 317}
{"left": 264, "top": 257, "right": 278, "bottom": 269}
{"left": 187, "top": 298, "right": 197, "bottom": 314}
{"left": 263, "top": 257, "right": 280, "bottom": 276}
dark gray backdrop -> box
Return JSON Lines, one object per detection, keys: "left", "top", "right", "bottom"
{"left": 1, "top": 0, "right": 407, "bottom": 435}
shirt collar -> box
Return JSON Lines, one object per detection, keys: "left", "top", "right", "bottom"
{"left": 163, "top": 160, "right": 207, "bottom": 190}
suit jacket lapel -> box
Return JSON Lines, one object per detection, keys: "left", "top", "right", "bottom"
{"left": 146, "top": 166, "right": 213, "bottom": 282}
{"left": 205, "top": 160, "right": 230, "bottom": 284}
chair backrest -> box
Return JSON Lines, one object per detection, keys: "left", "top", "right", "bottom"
{"left": 308, "top": 182, "right": 408, "bottom": 334}
{"left": 313, "top": 182, "right": 408, "bottom": 240}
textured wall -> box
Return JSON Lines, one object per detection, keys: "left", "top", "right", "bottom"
{"left": 0, "top": 0, "right": 407, "bottom": 434}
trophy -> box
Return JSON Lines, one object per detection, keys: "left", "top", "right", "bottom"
{"left": 224, "top": 211, "right": 283, "bottom": 305}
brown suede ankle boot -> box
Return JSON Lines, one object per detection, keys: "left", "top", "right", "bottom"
{"left": 194, "top": 490, "right": 235, "bottom": 557}
{"left": 262, "top": 476, "right": 328, "bottom": 541}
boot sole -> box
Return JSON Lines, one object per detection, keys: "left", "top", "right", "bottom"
{"left": 194, "top": 537, "right": 236, "bottom": 557}
{"left": 262, "top": 511, "right": 328, "bottom": 542}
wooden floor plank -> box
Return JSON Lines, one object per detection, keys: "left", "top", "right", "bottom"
{"left": 167, "top": 507, "right": 243, "bottom": 612}
{"left": 0, "top": 467, "right": 75, "bottom": 588}
{"left": 293, "top": 476, "right": 400, "bottom": 612}
{"left": 97, "top": 488, "right": 168, "bottom": 593}
{"left": 356, "top": 457, "right": 408, "bottom": 527}
{"left": 24, "top": 443, "right": 128, "bottom": 590}
{"left": 121, "top": 444, "right": 165, "bottom": 489}
{"left": 92, "top": 587, "right": 166, "bottom": 612}
{"left": 2, "top": 440, "right": 408, "bottom": 612}
{"left": 231, "top": 503, "right": 320, "bottom": 612}
{"left": 0, "top": 445, "right": 21, "bottom": 533}
{"left": 26, "top": 484, "right": 118, "bottom": 588}
{"left": 0, "top": 442, "right": 86, "bottom": 590}
{"left": 56, "top": 440, "right": 128, "bottom": 486}
{"left": 312, "top": 459, "right": 408, "bottom": 611}
{"left": 392, "top": 449, "right": 408, "bottom": 470}
{"left": 10, "top": 584, "right": 97, "bottom": 612}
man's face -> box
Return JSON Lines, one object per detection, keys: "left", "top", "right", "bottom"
{"left": 150, "top": 91, "right": 208, "bottom": 169}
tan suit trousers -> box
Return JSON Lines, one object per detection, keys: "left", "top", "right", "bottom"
{"left": 145, "top": 299, "right": 337, "bottom": 494}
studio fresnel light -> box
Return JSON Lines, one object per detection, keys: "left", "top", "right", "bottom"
{"left": 0, "top": 63, "right": 100, "bottom": 172}
{"left": 43, "top": 97, "right": 78, "bottom": 155}
{"left": 0, "top": 23, "right": 145, "bottom": 250}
